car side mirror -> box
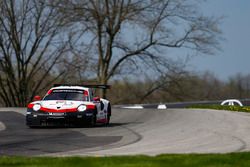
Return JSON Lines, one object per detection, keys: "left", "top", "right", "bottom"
{"left": 33, "top": 95, "right": 41, "bottom": 101}
{"left": 93, "top": 97, "right": 100, "bottom": 102}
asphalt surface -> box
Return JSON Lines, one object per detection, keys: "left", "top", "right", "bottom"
{"left": 1, "top": 108, "right": 250, "bottom": 156}
{"left": 0, "top": 111, "right": 121, "bottom": 156}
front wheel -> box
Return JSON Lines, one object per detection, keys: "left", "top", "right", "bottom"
{"left": 106, "top": 103, "right": 111, "bottom": 125}
{"left": 90, "top": 114, "right": 96, "bottom": 127}
{"left": 105, "top": 114, "right": 110, "bottom": 126}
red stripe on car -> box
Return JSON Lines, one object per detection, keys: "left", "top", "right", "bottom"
{"left": 84, "top": 90, "right": 89, "bottom": 96}
{"left": 40, "top": 107, "right": 77, "bottom": 113}
{"left": 86, "top": 104, "right": 95, "bottom": 109}
{"left": 27, "top": 103, "right": 34, "bottom": 109}
{"left": 47, "top": 89, "right": 53, "bottom": 95}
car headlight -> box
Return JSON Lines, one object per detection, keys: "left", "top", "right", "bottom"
{"left": 33, "top": 104, "right": 41, "bottom": 111}
{"left": 77, "top": 105, "right": 87, "bottom": 112}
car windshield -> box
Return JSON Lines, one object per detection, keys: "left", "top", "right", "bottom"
{"left": 43, "top": 89, "right": 89, "bottom": 101}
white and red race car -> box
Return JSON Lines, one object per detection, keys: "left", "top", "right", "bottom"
{"left": 26, "top": 84, "right": 111, "bottom": 127}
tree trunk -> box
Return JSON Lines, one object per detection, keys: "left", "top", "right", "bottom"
{"left": 99, "top": 76, "right": 107, "bottom": 98}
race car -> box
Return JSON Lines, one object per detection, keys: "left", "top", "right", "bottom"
{"left": 26, "top": 84, "right": 111, "bottom": 127}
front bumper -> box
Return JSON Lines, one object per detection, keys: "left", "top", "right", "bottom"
{"left": 26, "top": 109, "right": 95, "bottom": 127}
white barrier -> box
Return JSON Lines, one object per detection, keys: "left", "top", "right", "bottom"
{"left": 157, "top": 104, "right": 167, "bottom": 109}
{"left": 122, "top": 105, "right": 144, "bottom": 109}
{"left": 221, "top": 99, "right": 243, "bottom": 107}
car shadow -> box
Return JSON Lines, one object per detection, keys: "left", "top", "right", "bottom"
{"left": 26, "top": 121, "right": 143, "bottom": 129}
{"left": 0, "top": 111, "right": 122, "bottom": 156}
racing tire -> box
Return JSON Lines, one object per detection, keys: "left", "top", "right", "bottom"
{"left": 90, "top": 113, "right": 97, "bottom": 127}
{"left": 105, "top": 115, "right": 110, "bottom": 126}
{"left": 105, "top": 103, "right": 111, "bottom": 126}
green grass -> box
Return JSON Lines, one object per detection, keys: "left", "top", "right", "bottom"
{"left": 187, "top": 104, "right": 250, "bottom": 113}
{"left": 1, "top": 153, "right": 250, "bottom": 167}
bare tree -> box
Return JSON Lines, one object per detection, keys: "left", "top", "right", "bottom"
{"left": 53, "top": 0, "right": 222, "bottom": 98}
{"left": 225, "top": 73, "right": 250, "bottom": 99}
{"left": 0, "top": 0, "right": 69, "bottom": 106}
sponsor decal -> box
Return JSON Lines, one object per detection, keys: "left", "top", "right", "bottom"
{"left": 49, "top": 112, "right": 64, "bottom": 116}
{"left": 85, "top": 113, "right": 93, "bottom": 116}
{"left": 52, "top": 89, "right": 85, "bottom": 93}
{"left": 77, "top": 115, "right": 83, "bottom": 118}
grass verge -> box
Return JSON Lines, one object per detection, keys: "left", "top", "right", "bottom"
{"left": 187, "top": 104, "right": 250, "bottom": 113}
{"left": 1, "top": 153, "right": 250, "bottom": 167}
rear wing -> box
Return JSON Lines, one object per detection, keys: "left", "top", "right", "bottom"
{"left": 53, "top": 84, "right": 111, "bottom": 89}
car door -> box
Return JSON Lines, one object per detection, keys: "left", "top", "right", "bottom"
{"left": 95, "top": 100, "right": 106, "bottom": 121}
{"left": 90, "top": 88, "right": 106, "bottom": 121}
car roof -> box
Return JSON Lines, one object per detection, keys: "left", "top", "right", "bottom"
{"left": 51, "top": 86, "right": 90, "bottom": 91}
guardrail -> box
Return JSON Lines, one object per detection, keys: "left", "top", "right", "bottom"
{"left": 115, "top": 99, "right": 250, "bottom": 109}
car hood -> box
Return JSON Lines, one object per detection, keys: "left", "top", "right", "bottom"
{"left": 42, "top": 100, "right": 82, "bottom": 109}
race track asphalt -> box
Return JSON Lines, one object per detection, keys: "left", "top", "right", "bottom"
{"left": 1, "top": 108, "right": 250, "bottom": 156}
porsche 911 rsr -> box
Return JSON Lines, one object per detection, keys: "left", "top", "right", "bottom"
{"left": 26, "top": 85, "right": 111, "bottom": 127}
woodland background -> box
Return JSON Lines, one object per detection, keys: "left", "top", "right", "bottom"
{"left": 1, "top": 0, "right": 247, "bottom": 107}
